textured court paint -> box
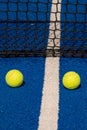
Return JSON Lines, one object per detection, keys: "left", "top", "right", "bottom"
{"left": 38, "top": 0, "right": 61, "bottom": 129}
{"left": 59, "top": 58, "right": 87, "bottom": 130}
{"left": 0, "top": 58, "right": 45, "bottom": 130}
{"left": 38, "top": 58, "right": 59, "bottom": 130}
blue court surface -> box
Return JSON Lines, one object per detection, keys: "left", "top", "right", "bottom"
{"left": 0, "top": 58, "right": 45, "bottom": 130}
{"left": 59, "top": 0, "right": 87, "bottom": 130}
{"left": 0, "top": 0, "right": 87, "bottom": 130}
{"left": 59, "top": 58, "right": 87, "bottom": 130}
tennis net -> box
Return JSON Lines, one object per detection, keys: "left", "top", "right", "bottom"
{"left": 0, "top": 0, "right": 87, "bottom": 57}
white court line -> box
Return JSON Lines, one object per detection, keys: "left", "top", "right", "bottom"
{"left": 38, "top": 58, "right": 60, "bottom": 130}
{"left": 38, "top": 1, "right": 61, "bottom": 130}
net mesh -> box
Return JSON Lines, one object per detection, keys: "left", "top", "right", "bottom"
{"left": 0, "top": 0, "right": 87, "bottom": 57}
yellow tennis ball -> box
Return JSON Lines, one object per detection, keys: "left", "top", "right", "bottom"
{"left": 62, "top": 71, "right": 81, "bottom": 90}
{"left": 5, "top": 69, "right": 24, "bottom": 88}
